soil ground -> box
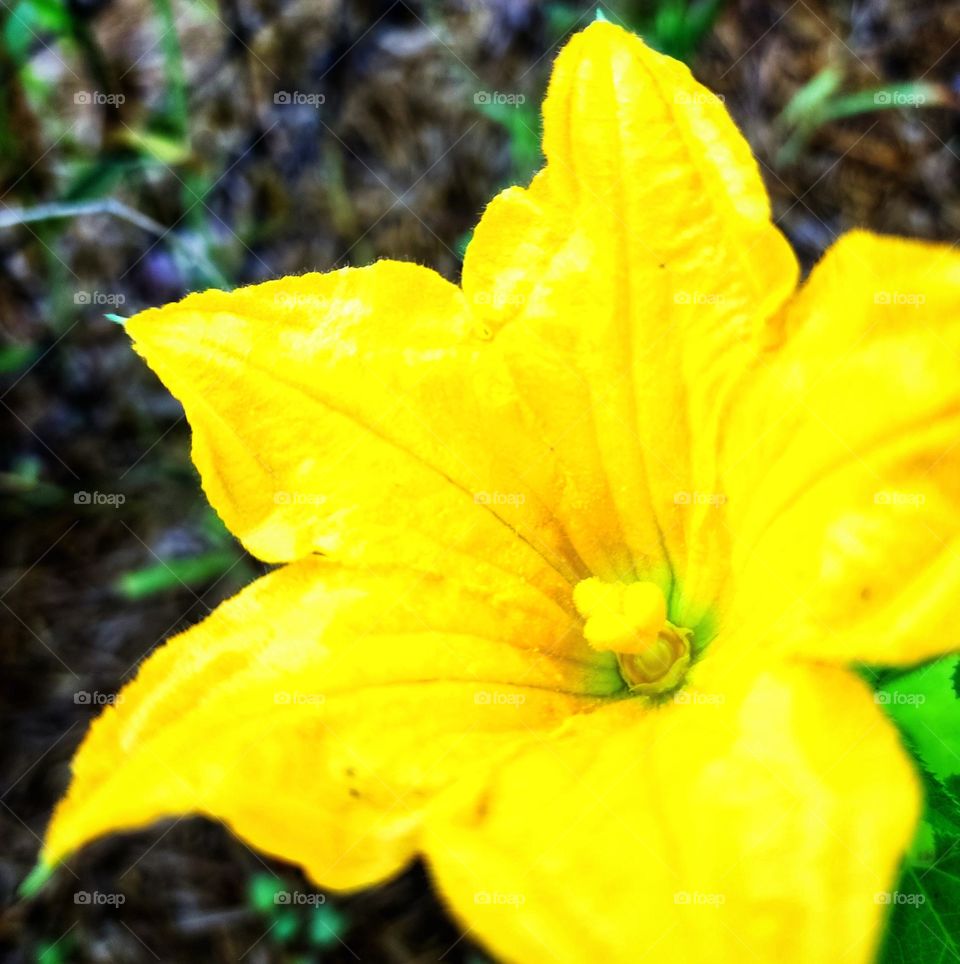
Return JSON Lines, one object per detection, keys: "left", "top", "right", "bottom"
{"left": 2, "top": 1, "right": 959, "bottom": 961}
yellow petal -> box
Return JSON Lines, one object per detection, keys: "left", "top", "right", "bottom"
{"left": 463, "top": 20, "right": 798, "bottom": 630}
{"left": 424, "top": 661, "right": 919, "bottom": 964}
{"left": 724, "top": 231, "right": 960, "bottom": 665}
{"left": 42, "top": 558, "right": 622, "bottom": 890}
{"left": 127, "top": 260, "right": 591, "bottom": 598}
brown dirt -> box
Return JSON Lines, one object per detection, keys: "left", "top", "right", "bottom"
{"left": 2, "top": 1, "right": 958, "bottom": 961}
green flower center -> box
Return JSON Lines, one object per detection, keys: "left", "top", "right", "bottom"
{"left": 573, "top": 577, "right": 692, "bottom": 695}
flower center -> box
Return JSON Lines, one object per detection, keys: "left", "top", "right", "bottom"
{"left": 572, "top": 577, "right": 692, "bottom": 695}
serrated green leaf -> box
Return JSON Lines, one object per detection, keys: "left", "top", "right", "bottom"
{"left": 922, "top": 769, "right": 960, "bottom": 843}
{"left": 879, "top": 841, "right": 960, "bottom": 964}
{"left": 879, "top": 655, "right": 960, "bottom": 782}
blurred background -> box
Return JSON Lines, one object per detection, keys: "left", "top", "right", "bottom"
{"left": 2, "top": 0, "right": 959, "bottom": 960}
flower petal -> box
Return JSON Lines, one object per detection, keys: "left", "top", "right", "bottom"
{"left": 463, "top": 21, "right": 798, "bottom": 629}
{"left": 424, "top": 661, "right": 918, "bottom": 964}
{"left": 723, "top": 231, "right": 960, "bottom": 665}
{"left": 127, "top": 260, "right": 590, "bottom": 594}
{"left": 42, "top": 558, "right": 622, "bottom": 889}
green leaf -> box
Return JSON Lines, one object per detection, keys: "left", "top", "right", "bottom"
{"left": 3, "top": 0, "right": 71, "bottom": 64}
{"left": 473, "top": 98, "right": 542, "bottom": 186}
{"left": 114, "top": 549, "right": 240, "bottom": 599}
{"left": 879, "top": 656, "right": 960, "bottom": 782}
{"left": 37, "top": 940, "right": 70, "bottom": 964}
{"left": 63, "top": 155, "right": 151, "bottom": 203}
{"left": 645, "top": 0, "right": 726, "bottom": 62}
{"left": 271, "top": 908, "right": 300, "bottom": 943}
{"left": 0, "top": 343, "right": 38, "bottom": 374}
{"left": 922, "top": 769, "right": 960, "bottom": 842}
{"left": 308, "top": 902, "right": 348, "bottom": 948}
{"left": 247, "top": 873, "right": 285, "bottom": 913}
{"left": 879, "top": 839, "right": 960, "bottom": 963}
{"left": 879, "top": 754, "right": 960, "bottom": 961}
{"left": 874, "top": 666, "right": 960, "bottom": 960}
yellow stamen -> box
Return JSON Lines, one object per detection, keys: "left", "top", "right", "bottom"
{"left": 573, "top": 577, "right": 692, "bottom": 694}
{"left": 573, "top": 577, "right": 666, "bottom": 654}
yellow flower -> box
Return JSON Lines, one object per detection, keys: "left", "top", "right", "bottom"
{"left": 36, "top": 20, "right": 960, "bottom": 963}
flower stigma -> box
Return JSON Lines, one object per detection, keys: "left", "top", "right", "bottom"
{"left": 573, "top": 577, "right": 692, "bottom": 695}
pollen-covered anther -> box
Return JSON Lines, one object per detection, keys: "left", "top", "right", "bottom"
{"left": 573, "top": 577, "right": 666, "bottom": 654}
{"left": 573, "top": 577, "right": 692, "bottom": 694}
